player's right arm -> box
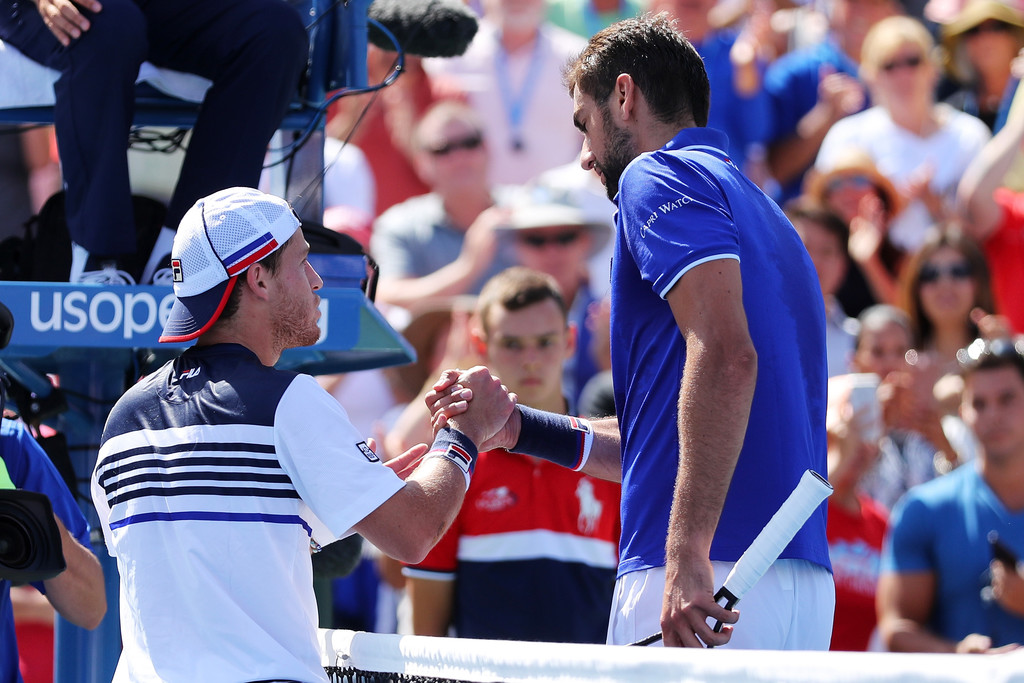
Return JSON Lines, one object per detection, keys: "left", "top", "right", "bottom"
{"left": 659, "top": 258, "right": 755, "bottom": 648}
{"left": 574, "top": 416, "right": 621, "bottom": 482}
{"left": 354, "top": 449, "right": 471, "bottom": 564}
{"left": 356, "top": 369, "right": 518, "bottom": 564}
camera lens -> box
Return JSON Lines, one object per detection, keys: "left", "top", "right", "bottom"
{"left": 0, "top": 516, "right": 35, "bottom": 569}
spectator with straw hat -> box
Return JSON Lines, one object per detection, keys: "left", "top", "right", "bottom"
{"left": 938, "top": 0, "right": 1024, "bottom": 132}
{"left": 815, "top": 16, "right": 991, "bottom": 254}
{"left": 805, "top": 146, "right": 906, "bottom": 314}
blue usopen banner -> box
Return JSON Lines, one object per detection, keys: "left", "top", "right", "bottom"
{"left": 0, "top": 281, "right": 359, "bottom": 355}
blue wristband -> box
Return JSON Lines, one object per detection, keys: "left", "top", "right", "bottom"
{"left": 513, "top": 406, "right": 593, "bottom": 471}
{"left": 424, "top": 427, "right": 479, "bottom": 489}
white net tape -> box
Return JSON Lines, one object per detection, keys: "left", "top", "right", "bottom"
{"left": 319, "top": 629, "right": 1024, "bottom": 683}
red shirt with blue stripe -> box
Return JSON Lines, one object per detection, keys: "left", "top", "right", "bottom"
{"left": 405, "top": 449, "right": 620, "bottom": 643}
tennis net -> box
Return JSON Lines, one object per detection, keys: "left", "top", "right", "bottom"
{"left": 318, "top": 629, "right": 1024, "bottom": 683}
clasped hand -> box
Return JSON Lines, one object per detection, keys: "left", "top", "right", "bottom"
{"left": 425, "top": 366, "right": 520, "bottom": 452}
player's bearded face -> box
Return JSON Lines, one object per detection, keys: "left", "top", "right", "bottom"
{"left": 271, "top": 277, "right": 321, "bottom": 349}
{"left": 596, "top": 104, "right": 640, "bottom": 201}
{"left": 272, "top": 294, "right": 320, "bottom": 349}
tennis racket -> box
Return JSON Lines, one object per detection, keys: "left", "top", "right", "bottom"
{"left": 631, "top": 469, "right": 833, "bottom": 647}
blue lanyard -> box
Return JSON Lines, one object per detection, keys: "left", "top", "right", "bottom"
{"left": 495, "top": 31, "right": 546, "bottom": 152}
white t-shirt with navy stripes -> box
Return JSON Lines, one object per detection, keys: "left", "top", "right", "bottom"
{"left": 93, "top": 343, "right": 403, "bottom": 683}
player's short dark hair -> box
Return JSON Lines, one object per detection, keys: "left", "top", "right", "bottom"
{"left": 219, "top": 236, "right": 286, "bottom": 322}
{"left": 476, "top": 267, "right": 567, "bottom": 336}
{"left": 564, "top": 12, "right": 710, "bottom": 128}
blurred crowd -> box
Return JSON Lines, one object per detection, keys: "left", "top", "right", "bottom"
{"left": 4, "top": 0, "right": 1024, "bottom": 674}
{"left": 315, "top": 0, "right": 1024, "bottom": 656}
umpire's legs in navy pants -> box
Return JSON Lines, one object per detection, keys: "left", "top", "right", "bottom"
{"left": 0, "top": 0, "right": 307, "bottom": 259}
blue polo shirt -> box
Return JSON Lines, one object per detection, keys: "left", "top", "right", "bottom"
{"left": 1, "top": 419, "right": 91, "bottom": 683}
{"left": 610, "top": 127, "right": 830, "bottom": 578}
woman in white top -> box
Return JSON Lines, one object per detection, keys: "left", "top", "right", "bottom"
{"left": 816, "top": 15, "right": 991, "bottom": 254}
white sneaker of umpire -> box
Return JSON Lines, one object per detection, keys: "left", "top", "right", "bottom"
{"left": 149, "top": 262, "right": 175, "bottom": 286}
{"left": 77, "top": 263, "right": 136, "bottom": 285}
{"left": 70, "top": 242, "right": 136, "bottom": 285}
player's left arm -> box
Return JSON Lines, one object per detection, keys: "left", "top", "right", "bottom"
{"left": 42, "top": 515, "right": 106, "bottom": 629}
{"left": 660, "top": 257, "right": 757, "bottom": 648}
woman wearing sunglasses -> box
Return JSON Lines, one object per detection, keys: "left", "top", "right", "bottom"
{"left": 815, "top": 16, "right": 991, "bottom": 256}
{"left": 898, "top": 228, "right": 997, "bottom": 374}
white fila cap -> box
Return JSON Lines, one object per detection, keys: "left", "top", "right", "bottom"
{"left": 159, "top": 187, "right": 300, "bottom": 343}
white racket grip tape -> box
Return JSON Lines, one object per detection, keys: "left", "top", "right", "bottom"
{"left": 721, "top": 469, "right": 832, "bottom": 601}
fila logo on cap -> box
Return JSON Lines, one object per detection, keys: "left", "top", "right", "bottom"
{"left": 171, "top": 259, "right": 183, "bottom": 283}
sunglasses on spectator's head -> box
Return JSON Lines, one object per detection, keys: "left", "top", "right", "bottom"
{"left": 957, "top": 336, "right": 1024, "bottom": 372}
{"left": 880, "top": 54, "right": 923, "bottom": 72}
{"left": 918, "top": 261, "right": 973, "bottom": 284}
{"left": 964, "top": 21, "right": 1013, "bottom": 38}
{"left": 825, "top": 174, "right": 873, "bottom": 194}
{"left": 428, "top": 133, "right": 484, "bottom": 156}
{"left": 518, "top": 230, "right": 583, "bottom": 248}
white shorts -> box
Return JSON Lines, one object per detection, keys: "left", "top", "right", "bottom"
{"left": 606, "top": 559, "right": 835, "bottom": 650}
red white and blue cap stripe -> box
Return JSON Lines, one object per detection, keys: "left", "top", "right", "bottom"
{"left": 223, "top": 231, "right": 280, "bottom": 277}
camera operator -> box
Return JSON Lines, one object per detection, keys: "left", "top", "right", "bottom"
{"left": 2, "top": 417, "right": 106, "bottom": 682}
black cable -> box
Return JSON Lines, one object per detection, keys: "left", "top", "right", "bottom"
{"left": 263, "top": 17, "right": 406, "bottom": 171}
{"left": 279, "top": 19, "right": 407, "bottom": 220}
{"left": 128, "top": 127, "right": 190, "bottom": 154}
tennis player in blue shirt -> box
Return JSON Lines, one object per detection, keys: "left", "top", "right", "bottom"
{"left": 428, "top": 12, "right": 833, "bottom": 650}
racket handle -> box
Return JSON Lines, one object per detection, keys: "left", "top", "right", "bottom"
{"left": 707, "top": 585, "right": 739, "bottom": 648}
